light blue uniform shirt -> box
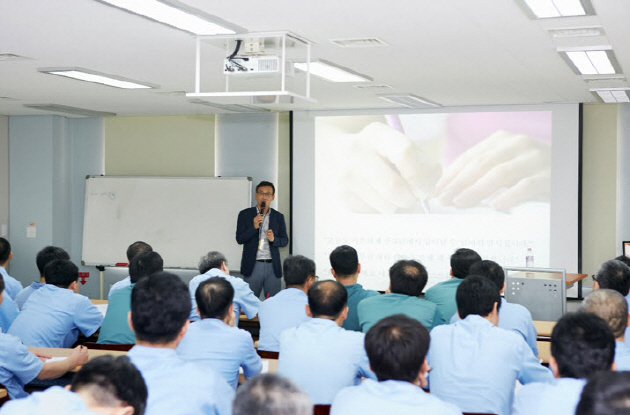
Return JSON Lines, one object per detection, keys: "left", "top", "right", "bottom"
{"left": 428, "top": 315, "right": 553, "bottom": 415}
{"left": 512, "top": 377, "right": 586, "bottom": 415}
{"left": 177, "top": 318, "right": 262, "bottom": 389}
{"left": 425, "top": 277, "right": 463, "bottom": 322}
{"left": 257, "top": 287, "right": 310, "bottom": 352}
{"left": 97, "top": 285, "right": 134, "bottom": 344}
{"left": 7, "top": 285, "right": 103, "bottom": 348}
{"left": 332, "top": 379, "right": 462, "bottom": 415}
{"left": 278, "top": 318, "right": 376, "bottom": 404}
{"left": 343, "top": 284, "right": 379, "bottom": 332}
{"left": 358, "top": 293, "right": 445, "bottom": 333}
{"left": 451, "top": 298, "right": 539, "bottom": 356}
{"left": 14, "top": 282, "right": 45, "bottom": 310}
{"left": 188, "top": 269, "right": 260, "bottom": 321}
{"left": 0, "top": 294, "right": 19, "bottom": 333}
{"left": 0, "top": 267, "right": 23, "bottom": 300}
{"left": 0, "top": 386, "right": 99, "bottom": 415}
{"left": 107, "top": 276, "right": 130, "bottom": 300}
{"left": 616, "top": 340, "right": 630, "bottom": 371}
{"left": 0, "top": 332, "right": 43, "bottom": 399}
{"left": 127, "top": 345, "right": 234, "bottom": 415}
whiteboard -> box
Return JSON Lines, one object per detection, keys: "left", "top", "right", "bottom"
{"left": 82, "top": 176, "right": 252, "bottom": 269}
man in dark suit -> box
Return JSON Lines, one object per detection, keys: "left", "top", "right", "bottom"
{"left": 236, "top": 181, "right": 289, "bottom": 297}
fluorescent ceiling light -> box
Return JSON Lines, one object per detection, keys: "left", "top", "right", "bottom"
{"left": 97, "top": 0, "right": 236, "bottom": 35}
{"left": 294, "top": 60, "right": 371, "bottom": 83}
{"left": 520, "top": 0, "right": 593, "bottom": 18}
{"left": 592, "top": 89, "right": 630, "bottom": 103}
{"left": 559, "top": 48, "right": 619, "bottom": 75}
{"left": 38, "top": 67, "right": 156, "bottom": 89}
{"left": 377, "top": 93, "right": 440, "bottom": 108}
{"left": 23, "top": 104, "right": 116, "bottom": 117}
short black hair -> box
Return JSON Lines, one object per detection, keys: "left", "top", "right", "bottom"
{"left": 329, "top": 245, "right": 359, "bottom": 277}
{"left": 576, "top": 371, "right": 630, "bottom": 415}
{"left": 233, "top": 373, "right": 312, "bottom": 415}
{"left": 389, "top": 260, "right": 427, "bottom": 296}
{"left": 0, "top": 238, "right": 10, "bottom": 263}
{"left": 283, "top": 255, "right": 315, "bottom": 286}
{"left": 551, "top": 312, "right": 615, "bottom": 379}
{"left": 582, "top": 289, "right": 629, "bottom": 339}
{"left": 365, "top": 314, "right": 429, "bottom": 383}
{"left": 614, "top": 255, "right": 630, "bottom": 268}
{"left": 456, "top": 275, "right": 501, "bottom": 319}
{"left": 71, "top": 355, "right": 147, "bottom": 415}
{"left": 198, "top": 251, "right": 227, "bottom": 274}
{"left": 307, "top": 280, "right": 347, "bottom": 319}
{"left": 469, "top": 260, "right": 504, "bottom": 291}
{"left": 126, "top": 241, "right": 153, "bottom": 263}
{"left": 450, "top": 248, "right": 482, "bottom": 279}
{"left": 255, "top": 181, "right": 275, "bottom": 195}
{"left": 131, "top": 272, "right": 190, "bottom": 344}
{"left": 595, "top": 260, "right": 630, "bottom": 296}
{"left": 196, "top": 277, "right": 234, "bottom": 320}
{"left": 0, "top": 274, "right": 5, "bottom": 295}
{"left": 36, "top": 246, "right": 70, "bottom": 276}
{"left": 44, "top": 259, "right": 79, "bottom": 288}
{"left": 129, "top": 251, "right": 164, "bottom": 284}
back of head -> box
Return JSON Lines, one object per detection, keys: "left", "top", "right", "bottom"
{"left": 365, "top": 314, "right": 430, "bottom": 383}
{"left": 450, "top": 248, "right": 481, "bottom": 279}
{"left": 44, "top": 259, "right": 79, "bottom": 288}
{"left": 198, "top": 251, "right": 227, "bottom": 274}
{"left": 129, "top": 251, "right": 164, "bottom": 284}
{"left": 456, "top": 275, "right": 501, "bottom": 319}
{"left": 36, "top": 246, "right": 70, "bottom": 276}
{"left": 131, "top": 272, "right": 191, "bottom": 344}
{"left": 582, "top": 289, "right": 628, "bottom": 338}
{"left": 71, "top": 355, "right": 147, "bottom": 415}
{"left": 307, "top": 280, "right": 347, "bottom": 319}
{"left": 233, "top": 373, "right": 312, "bottom": 415}
{"left": 329, "top": 245, "right": 359, "bottom": 277}
{"left": 389, "top": 259, "right": 427, "bottom": 296}
{"left": 551, "top": 312, "right": 615, "bottom": 379}
{"left": 576, "top": 371, "right": 630, "bottom": 415}
{"left": 469, "top": 260, "right": 504, "bottom": 291}
{"left": 0, "top": 237, "right": 10, "bottom": 264}
{"left": 595, "top": 260, "right": 630, "bottom": 296}
{"left": 283, "top": 255, "right": 315, "bottom": 287}
{"left": 126, "top": 241, "right": 153, "bottom": 263}
{"left": 0, "top": 274, "right": 4, "bottom": 295}
{"left": 196, "top": 277, "right": 234, "bottom": 320}
{"left": 615, "top": 255, "right": 630, "bottom": 268}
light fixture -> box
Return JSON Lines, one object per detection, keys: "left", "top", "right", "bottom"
{"left": 517, "top": 0, "right": 595, "bottom": 18}
{"left": 591, "top": 89, "right": 630, "bottom": 103}
{"left": 38, "top": 67, "right": 157, "bottom": 89}
{"left": 377, "top": 93, "right": 440, "bottom": 108}
{"left": 558, "top": 47, "right": 620, "bottom": 75}
{"left": 294, "top": 59, "right": 371, "bottom": 83}
{"left": 23, "top": 104, "right": 116, "bottom": 117}
{"left": 95, "top": 0, "right": 238, "bottom": 35}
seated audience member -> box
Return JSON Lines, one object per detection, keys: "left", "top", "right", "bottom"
{"left": 14, "top": 246, "right": 70, "bottom": 310}
{"left": 329, "top": 245, "right": 378, "bottom": 332}
{"left": 332, "top": 314, "right": 462, "bottom": 415}
{"left": 592, "top": 259, "right": 630, "bottom": 303}
{"left": 512, "top": 312, "right": 615, "bottom": 415}
{"left": 0, "top": 238, "right": 23, "bottom": 300}
{"left": 581, "top": 289, "right": 630, "bottom": 370}
{"left": 576, "top": 371, "right": 630, "bottom": 415}
{"left": 233, "top": 373, "right": 312, "bottom": 415}
{"left": 178, "top": 277, "right": 262, "bottom": 389}
{"left": 8, "top": 259, "right": 103, "bottom": 348}
{"left": 257, "top": 255, "right": 315, "bottom": 352}
{"left": 188, "top": 251, "right": 260, "bottom": 322}
{"left": 428, "top": 275, "right": 553, "bottom": 415}
{"left": 0, "top": 355, "right": 147, "bottom": 415}
{"left": 278, "top": 280, "right": 376, "bottom": 404}
{"left": 0, "top": 277, "right": 18, "bottom": 333}
{"left": 451, "top": 259, "right": 538, "bottom": 356}
{"left": 108, "top": 241, "right": 152, "bottom": 299}
{"left": 425, "top": 248, "right": 481, "bottom": 322}
{"left": 358, "top": 259, "right": 444, "bottom": 333}
{"left": 98, "top": 251, "right": 164, "bottom": 344}
{"left": 0, "top": 276, "right": 89, "bottom": 399}
{"left": 127, "top": 272, "right": 233, "bottom": 415}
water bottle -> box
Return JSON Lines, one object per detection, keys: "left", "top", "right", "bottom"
{"left": 525, "top": 248, "right": 535, "bottom": 268}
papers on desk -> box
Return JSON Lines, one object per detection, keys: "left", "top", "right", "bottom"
{"left": 95, "top": 304, "right": 108, "bottom": 317}
{"left": 239, "top": 360, "right": 270, "bottom": 375}
{"left": 46, "top": 356, "right": 68, "bottom": 363}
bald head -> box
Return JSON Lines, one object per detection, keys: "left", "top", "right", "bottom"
{"left": 307, "top": 280, "right": 347, "bottom": 319}
{"left": 582, "top": 289, "right": 629, "bottom": 339}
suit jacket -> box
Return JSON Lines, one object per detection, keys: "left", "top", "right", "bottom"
{"left": 236, "top": 207, "right": 288, "bottom": 278}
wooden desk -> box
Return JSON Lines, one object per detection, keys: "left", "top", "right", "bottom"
{"left": 28, "top": 347, "right": 127, "bottom": 371}
{"left": 90, "top": 299, "right": 108, "bottom": 305}
{"left": 238, "top": 358, "right": 278, "bottom": 384}
{"left": 533, "top": 320, "right": 555, "bottom": 338}
{"left": 537, "top": 341, "right": 551, "bottom": 364}
{"left": 509, "top": 272, "right": 588, "bottom": 298}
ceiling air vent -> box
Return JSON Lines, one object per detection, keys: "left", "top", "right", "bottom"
{"left": 0, "top": 53, "right": 31, "bottom": 61}
{"left": 378, "top": 94, "right": 440, "bottom": 108}
{"left": 354, "top": 84, "right": 393, "bottom": 91}
{"left": 330, "top": 38, "right": 388, "bottom": 48}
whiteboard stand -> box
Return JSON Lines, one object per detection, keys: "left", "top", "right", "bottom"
{"left": 96, "top": 265, "right": 105, "bottom": 300}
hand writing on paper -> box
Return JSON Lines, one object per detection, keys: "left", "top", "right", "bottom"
{"left": 436, "top": 130, "right": 551, "bottom": 211}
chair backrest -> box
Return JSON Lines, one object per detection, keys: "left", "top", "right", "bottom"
{"left": 256, "top": 350, "right": 279, "bottom": 359}
{"left": 313, "top": 404, "right": 331, "bottom": 415}
{"left": 84, "top": 342, "right": 134, "bottom": 351}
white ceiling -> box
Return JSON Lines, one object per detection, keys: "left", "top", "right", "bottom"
{"left": 1, "top": 0, "right": 629, "bottom": 116}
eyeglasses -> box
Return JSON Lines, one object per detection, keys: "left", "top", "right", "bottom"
{"left": 591, "top": 274, "right": 597, "bottom": 282}
{"left": 256, "top": 191, "right": 273, "bottom": 197}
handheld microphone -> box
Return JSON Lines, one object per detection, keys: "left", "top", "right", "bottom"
{"left": 260, "top": 201, "right": 266, "bottom": 215}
